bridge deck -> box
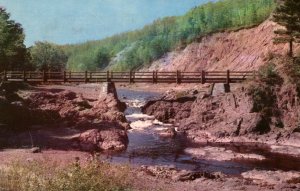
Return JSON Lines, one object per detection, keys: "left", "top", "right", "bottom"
{"left": 0, "top": 70, "right": 256, "bottom": 84}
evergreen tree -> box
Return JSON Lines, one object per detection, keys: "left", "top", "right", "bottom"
{"left": 273, "top": 0, "right": 300, "bottom": 57}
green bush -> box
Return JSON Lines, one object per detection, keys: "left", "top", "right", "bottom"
{"left": 247, "top": 83, "right": 275, "bottom": 113}
{"left": 278, "top": 57, "right": 300, "bottom": 97}
{"left": 258, "top": 63, "right": 282, "bottom": 85}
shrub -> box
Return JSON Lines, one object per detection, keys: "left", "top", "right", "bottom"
{"left": 0, "top": 159, "right": 132, "bottom": 191}
{"left": 258, "top": 63, "right": 282, "bottom": 85}
{"left": 279, "top": 57, "right": 300, "bottom": 97}
{"left": 247, "top": 83, "right": 275, "bottom": 113}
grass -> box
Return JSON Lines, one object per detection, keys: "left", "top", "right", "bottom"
{"left": 0, "top": 158, "right": 132, "bottom": 191}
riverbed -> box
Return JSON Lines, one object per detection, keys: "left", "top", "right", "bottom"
{"left": 98, "top": 88, "right": 300, "bottom": 176}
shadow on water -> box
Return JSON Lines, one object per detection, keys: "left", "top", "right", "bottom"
{"left": 100, "top": 88, "right": 300, "bottom": 176}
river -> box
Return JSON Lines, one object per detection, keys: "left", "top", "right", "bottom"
{"left": 100, "top": 88, "right": 300, "bottom": 176}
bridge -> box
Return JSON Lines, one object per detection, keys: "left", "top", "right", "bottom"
{"left": 0, "top": 70, "right": 256, "bottom": 84}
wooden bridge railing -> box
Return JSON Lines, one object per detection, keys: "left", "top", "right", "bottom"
{"left": 0, "top": 70, "right": 256, "bottom": 84}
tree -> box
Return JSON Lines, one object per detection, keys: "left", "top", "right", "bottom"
{"left": 0, "top": 8, "right": 28, "bottom": 71}
{"left": 273, "top": 0, "right": 300, "bottom": 57}
{"left": 30, "top": 41, "right": 68, "bottom": 71}
{"left": 62, "top": 0, "right": 275, "bottom": 71}
{"left": 95, "top": 47, "right": 111, "bottom": 69}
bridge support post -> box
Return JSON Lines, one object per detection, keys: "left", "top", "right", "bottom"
{"left": 106, "top": 71, "right": 110, "bottom": 82}
{"left": 176, "top": 70, "right": 181, "bottom": 84}
{"left": 224, "top": 70, "right": 230, "bottom": 93}
{"left": 224, "top": 83, "right": 231, "bottom": 93}
{"left": 129, "top": 70, "right": 133, "bottom": 84}
{"left": 99, "top": 82, "right": 118, "bottom": 99}
{"left": 85, "top": 71, "right": 88, "bottom": 83}
{"left": 152, "top": 71, "right": 155, "bottom": 84}
{"left": 48, "top": 70, "right": 51, "bottom": 81}
{"left": 3, "top": 70, "right": 7, "bottom": 81}
{"left": 23, "top": 71, "right": 27, "bottom": 82}
{"left": 226, "top": 70, "right": 230, "bottom": 85}
{"left": 201, "top": 70, "right": 206, "bottom": 84}
{"left": 43, "top": 70, "right": 47, "bottom": 83}
{"left": 63, "top": 71, "right": 67, "bottom": 83}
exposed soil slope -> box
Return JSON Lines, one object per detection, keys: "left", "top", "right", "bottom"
{"left": 145, "top": 21, "right": 300, "bottom": 72}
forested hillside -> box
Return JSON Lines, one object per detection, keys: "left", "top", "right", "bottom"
{"left": 61, "top": 0, "right": 276, "bottom": 71}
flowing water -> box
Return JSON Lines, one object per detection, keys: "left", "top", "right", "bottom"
{"left": 101, "top": 88, "right": 300, "bottom": 175}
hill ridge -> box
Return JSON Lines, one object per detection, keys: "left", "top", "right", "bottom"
{"left": 144, "top": 20, "right": 300, "bottom": 72}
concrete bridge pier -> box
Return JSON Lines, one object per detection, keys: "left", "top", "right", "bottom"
{"left": 98, "top": 82, "right": 127, "bottom": 112}
{"left": 211, "top": 83, "right": 231, "bottom": 96}
{"left": 99, "top": 82, "right": 118, "bottom": 99}
{"left": 224, "top": 83, "right": 231, "bottom": 93}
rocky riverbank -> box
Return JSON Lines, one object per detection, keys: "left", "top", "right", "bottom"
{"left": 0, "top": 82, "right": 129, "bottom": 152}
{"left": 1, "top": 81, "right": 299, "bottom": 190}
{"left": 142, "top": 74, "right": 300, "bottom": 157}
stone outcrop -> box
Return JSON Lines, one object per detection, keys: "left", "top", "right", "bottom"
{"left": 141, "top": 96, "right": 196, "bottom": 123}
{"left": 78, "top": 124, "right": 128, "bottom": 152}
{"left": 26, "top": 84, "right": 127, "bottom": 127}
{"left": 142, "top": 79, "right": 300, "bottom": 152}
{"left": 179, "top": 87, "right": 269, "bottom": 138}
{"left": 0, "top": 82, "right": 129, "bottom": 152}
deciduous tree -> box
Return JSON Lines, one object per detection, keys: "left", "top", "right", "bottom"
{"left": 30, "top": 41, "right": 68, "bottom": 71}
{"left": 0, "top": 8, "right": 27, "bottom": 71}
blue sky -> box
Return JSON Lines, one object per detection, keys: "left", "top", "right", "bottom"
{"left": 0, "top": 0, "right": 212, "bottom": 46}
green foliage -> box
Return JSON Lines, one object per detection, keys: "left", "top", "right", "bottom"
{"left": 0, "top": 8, "right": 29, "bottom": 71}
{"left": 258, "top": 63, "right": 282, "bottom": 85}
{"left": 62, "top": 0, "right": 275, "bottom": 71}
{"left": 0, "top": 160, "right": 132, "bottom": 191}
{"left": 273, "top": 0, "right": 300, "bottom": 57}
{"left": 95, "top": 47, "right": 111, "bottom": 70}
{"left": 280, "top": 57, "right": 300, "bottom": 97}
{"left": 248, "top": 83, "right": 275, "bottom": 113}
{"left": 30, "top": 41, "right": 68, "bottom": 71}
{"left": 247, "top": 82, "right": 275, "bottom": 133}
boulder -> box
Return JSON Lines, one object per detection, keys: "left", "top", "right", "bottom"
{"left": 78, "top": 127, "right": 128, "bottom": 152}
{"left": 142, "top": 97, "right": 196, "bottom": 123}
